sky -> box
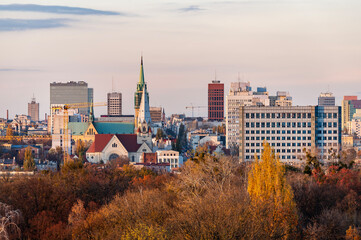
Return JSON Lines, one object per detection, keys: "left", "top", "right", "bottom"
{"left": 0, "top": 0, "right": 361, "bottom": 119}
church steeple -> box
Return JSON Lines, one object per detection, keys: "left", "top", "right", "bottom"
{"left": 138, "top": 56, "right": 145, "bottom": 91}
{"left": 138, "top": 85, "right": 151, "bottom": 126}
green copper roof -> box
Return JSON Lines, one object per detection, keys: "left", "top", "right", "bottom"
{"left": 93, "top": 122, "right": 135, "bottom": 134}
{"left": 68, "top": 122, "right": 90, "bottom": 135}
{"left": 139, "top": 56, "right": 145, "bottom": 87}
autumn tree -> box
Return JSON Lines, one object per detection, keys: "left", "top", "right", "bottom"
{"left": 75, "top": 140, "right": 86, "bottom": 161}
{"left": 0, "top": 202, "right": 22, "bottom": 240}
{"left": 247, "top": 142, "right": 298, "bottom": 239}
{"left": 23, "top": 146, "right": 35, "bottom": 171}
{"left": 6, "top": 125, "right": 13, "bottom": 137}
{"left": 155, "top": 128, "right": 164, "bottom": 140}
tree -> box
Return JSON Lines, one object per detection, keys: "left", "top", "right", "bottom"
{"left": 0, "top": 202, "right": 22, "bottom": 240}
{"left": 346, "top": 225, "right": 361, "bottom": 240}
{"left": 6, "top": 125, "right": 13, "bottom": 137}
{"left": 75, "top": 139, "right": 86, "bottom": 161}
{"left": 155, "top": 129, "right": 164, "bottom": 140}
{"left": 247, "top": 142, "right": 298, "bottom": 239}
{"left": 23, "top": 146, "right": 35, "bottom": 171}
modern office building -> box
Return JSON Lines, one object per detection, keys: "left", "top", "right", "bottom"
{"left": 107, "top": 92, "right": 122, "bottom": 116}
{"left": 28, "top": 97, "right": 39, "bottom": 122}
{"left": 150, "top": 107, "right": 162, "bottom": 122}
{"left": 208, "top": 80, "right": 224, "bottom": 121}
{"left": 50, "top": 81, "right": 93, "bottom": 115}
{"left": 239, "top": 106, "right": 342, "bottom": 163}
{"left": 318, "top": 92, "right": 335, "bottom": 106}
{"left": 225, "top": 82, "right": 270, "bottom": 149}
{"left": 341, "top": 96, "right": 361, "bottom": 131}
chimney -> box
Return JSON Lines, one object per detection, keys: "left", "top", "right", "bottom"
{"left": 6, "top": 110, "right": 8, "bottom": 121}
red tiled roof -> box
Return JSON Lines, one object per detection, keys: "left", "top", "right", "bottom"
{"left": 87, "top": 134, "right": 113, "bottom": 153}
{"left": 115, "top": 134, "right": 141, "bottom": 152}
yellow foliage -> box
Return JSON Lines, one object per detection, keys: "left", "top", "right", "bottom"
{"left": 346, "top": 225, "right": 361, "bottom": 240}
{"left": 247, "top": 141, "right": 298, "bottom": 239}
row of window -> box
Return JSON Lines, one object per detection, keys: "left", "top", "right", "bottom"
{"left": 245, "top": 112, "right": 338, "bottom": 119}
{"left": 246, "top": 122, "right": 312, "bottom": 128}
{"left": 245, "top": 136, "right": 312, "bottom": 141}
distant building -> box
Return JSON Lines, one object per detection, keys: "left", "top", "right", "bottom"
{"left": 150, "top": 107, "right": 162, "bottom": 122}
{"left": 208, "top": 80, "right": 224, "bottom": 121}
{"left": 225, "top": 82, "right": 270, "bottom": 149}
{"left": 50, "top": 81, "right": 93, "bottom": 115}
{"left": 107, "top": 92, "right": 122, "bottom": 116}
{"left": 156, "top": 150, "right": 183, "bottom": 170}
{"left": 318, "top": 92, "right": 335, "bottom": 106}
{"left": 97, "top": 115, "right": 134, "bottom": 123}
{"left": 239, "top": 106, "right": 341, "bottom": 163}
{"left": 275, "top": 91, "right": 292, "bottom": 107}
{"left": 342, "top": 96, "right": 361, "bottom": 131}
{"left": 28, "top": 97, "right": 39, "bottom": 122}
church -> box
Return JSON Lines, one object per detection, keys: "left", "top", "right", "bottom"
{"left": 86, "top": 57, "right": 153, "bottom": 163}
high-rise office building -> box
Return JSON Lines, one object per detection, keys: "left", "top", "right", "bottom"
{"left": 318, "top": 92, "right": 335, "bottom": 106}
{"left": 107, "top": 92, "right": 122, "bottom": 115}
{"left": 28, "top": 97, "right": 39, "bottom": 122}
{"left": 150, "top": 107, "right": 162, "bottom": 122}
{"left": 226, "top": 82, "right": 270, "bottom": 149}
{"left": 239, "top": 106, "right": 341, "bottom": 163}
{"left": 341, "top": 96, "right": 361, "bottom": 131}
{"left": 50, "top": 81, "right": 93, "bottom": 115}
{"left": 208, "top": 80, "right": 224, "bottom": 121}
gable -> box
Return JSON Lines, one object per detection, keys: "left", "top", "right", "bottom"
{"left": 103, "top": 135, "right": 128, "bottom": 155}
{"left": 115, "top": 134, "right": 141, "bottom": 152}
{"left": 137, "top": 142, "right": 152, "bottom": 153}
{"left": 85, "top": 123, "right": 98, "bottom": 136}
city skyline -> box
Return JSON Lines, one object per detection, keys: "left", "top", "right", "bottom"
{"left": 1, "top": 0, "right": 361, "bottom": 119}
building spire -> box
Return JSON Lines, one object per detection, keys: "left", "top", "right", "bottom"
{"left": 139, "top": 55, "right": 145, "bottom": 87}
{"left": 138, "top": 85, "right": 151, "bottom": 126}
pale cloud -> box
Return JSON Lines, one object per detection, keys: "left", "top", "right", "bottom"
{"left": 0, "top": 18, "right": 71, "bottom": 31}
{"left": 178, "top": 5, "right": 204, "bottom": 12}
{"left": 0, "top": 4, "right": 121, "bottom": 16}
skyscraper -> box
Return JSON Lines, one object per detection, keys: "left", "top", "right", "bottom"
{"left": 208, "top": 80, "right": 224, "bottom": 121}
{"left": 318, "top": 92, "right": 335, "bottom": 106}
{"left": 107, "top": 92, "right": 122, "bottom": 115}
{"left": 342, "top": 96, "right": 361, "bottom": 131}
{"left": 50, "top": 81, "right": 93, "bottom": 115}
{"left": 28, "top": 97, "right": 39, "bottom": 122}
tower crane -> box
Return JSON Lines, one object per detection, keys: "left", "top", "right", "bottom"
{"left": 185, "top": 104, "right": 207, "bottom": 118}
{"left": 51, "top": 102, "right": 106, "bottom": 163}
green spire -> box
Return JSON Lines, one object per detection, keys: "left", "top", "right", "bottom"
{"left": 138, "top": 56, "right": 145, "bottom": 90}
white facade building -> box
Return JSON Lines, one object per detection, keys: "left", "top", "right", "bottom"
{"left": 156, "top": 150, "right": 183, "bottom": 169}
{"left": 226, "top": 82, "right": 270, "bottom": 149}
{"left": 239, "top": 106, "right": 342, "bottom": 164}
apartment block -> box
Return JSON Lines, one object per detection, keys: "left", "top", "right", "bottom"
{"left": 239, "top": 106, "right": 341, "bottom": 163}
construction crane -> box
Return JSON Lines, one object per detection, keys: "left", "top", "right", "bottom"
{"left": 51, "top": 102, "right": 106, "bottom": 163}
{"left": 185, "top": 104, "right": 207, "bottom": 118}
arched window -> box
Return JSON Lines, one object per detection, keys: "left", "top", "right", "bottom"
{"left": 112, "top": 143, "right": 117, "bottom": 148}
